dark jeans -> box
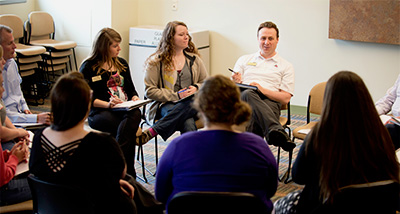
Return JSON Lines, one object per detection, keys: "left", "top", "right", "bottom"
{"left": 240, "top": 89, "right": 282, "bottom": 140}
{"left": 88, "top": 108, "right": 141, "bottom": 177}
{"left": 153, "top": 97, "right": 198, "bottom": 141}
{"left": 386, "top": 123, "right": 400, "bottom": 150}
{"left": 0, "top": 175, "right": 32, "bottom": 206}
{"left": 0, "top": 142, "right": 32, "bottom": 206}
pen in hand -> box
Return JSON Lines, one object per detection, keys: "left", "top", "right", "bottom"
{"left": 108, "top": 91, "right": 116, "bottom": 98}
{"left": 178, "top": 88, "right": 188, "bottom": 94}
{"left": 228, "top": 68, "right": 237, "bottom": 73}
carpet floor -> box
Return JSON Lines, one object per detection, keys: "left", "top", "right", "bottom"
{"left": 29, "top": 100, "right": 318, "bottom": 203}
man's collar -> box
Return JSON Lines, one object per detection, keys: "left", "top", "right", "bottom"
{"left": 257, "top": 51, "right": 279, "bottom": 62}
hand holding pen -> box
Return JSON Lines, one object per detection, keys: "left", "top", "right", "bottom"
{"left": 229, "top": 68, "right": 242, "bottom": 83}
{"left": 108, "top": 91, "right": 123, "bottom": 108}
{"left": 178, "top": 86, "right": 196, "bottom": 99}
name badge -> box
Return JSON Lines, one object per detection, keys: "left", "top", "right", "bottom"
{"left": 92, "top": 75, "right": 102, "bottom": 82}
{"left": 247, "top": 62, "right": 257, "bottom": 66}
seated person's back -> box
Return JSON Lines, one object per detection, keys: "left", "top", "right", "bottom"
{"left": 29, "top": 72, "right": 136, "bottom": 213}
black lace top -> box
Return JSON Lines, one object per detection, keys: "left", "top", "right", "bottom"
{"left": 29, "top": 128, "right": 135, "bottom": 213}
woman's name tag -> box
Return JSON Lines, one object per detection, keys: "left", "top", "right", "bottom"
{"left": 92, "top": 75, "right": 102, "bottom": 82}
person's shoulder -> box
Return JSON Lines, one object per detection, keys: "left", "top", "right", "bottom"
{"left": 118, "top": 57, "right": 128, "bottom": 65}
{"left": 80, "top": 59, "right": 95, "bottom": 71}
{"left": 240, "top": 131, "right": 265, "bottom": 141}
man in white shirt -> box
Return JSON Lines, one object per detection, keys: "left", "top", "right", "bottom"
{"left": 375, "top": 74, "right": 400, "bottom": 149}
{"left": 232, "top": 21, "right": 295, "bottom": 151}
{"left": 0, "top": 25, "right": 50, "bottom": 125}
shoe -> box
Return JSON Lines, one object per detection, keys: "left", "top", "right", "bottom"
{"left": 136, "top": 129, "right": 153, "bottom": 146}
{"left": 268, "top": 129, "right": 296, "bottom": 151}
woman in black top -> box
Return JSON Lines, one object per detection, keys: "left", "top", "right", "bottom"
{"left": 29, "top": 72, "right": 137, "bottom": 213}
{"left": 80, "top": 28, "right": 141, "bottom": 176}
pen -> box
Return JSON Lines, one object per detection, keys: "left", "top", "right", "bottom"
{"left": 390, "top": 116, "right": 400, "bottom": 126}
{"left": 228, "top": 68, "right": 237, "bottom": 73}
{"left": 178, "top": 88, "right": 188, "bottom": 94}
{"left": 108, "top": 91, "right": 116, "bottom": 98}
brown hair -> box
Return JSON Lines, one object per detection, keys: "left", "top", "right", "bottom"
{"left": 146, "top": 21, "right": 199, "bottom": 72}
{"left": 257, "top": 21, "right": 279, "bottom": 38}
{"left": 87, "top": 28, "right": 126, "bottom": 75}
{"left": 193, "top": 75, "right": 251, "bottom": 125}
{"left": 50, "top": 72, "right": 92, "bottom": 131}
{"left": 308, "top": 71, "right": 399, "bottom": 203}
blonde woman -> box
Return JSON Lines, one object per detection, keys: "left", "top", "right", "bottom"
{"left": 139, "top": 21, "right": 208, "bottom": 144}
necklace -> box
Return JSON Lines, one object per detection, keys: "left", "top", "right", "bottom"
{"left": 173, "top": 55, "right": 185, "bottom": 70}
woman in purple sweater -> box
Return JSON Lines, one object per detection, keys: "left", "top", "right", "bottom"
{"left": 155, "top": 75, "right": 278, "bottom": 213}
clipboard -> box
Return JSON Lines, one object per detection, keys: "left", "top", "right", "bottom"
{"left": 236, "top": 83, "right": 258, "bottom": 91}
{"left": 173, "top": 93, "right": 195, "bottom": 103}
{"left": 112, "top": 99, "right": 152, "bottom": 111}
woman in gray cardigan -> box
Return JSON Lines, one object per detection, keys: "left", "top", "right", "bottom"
{"left": 137, "top": 21, "right": 208, "bottom": 144}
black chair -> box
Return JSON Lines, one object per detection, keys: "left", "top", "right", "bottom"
{"left": 167, "top": 191, "right": 268, "bottom": 214}
{"left": 312, "top": 181, "right": 399, "bottom": 214}
{"left": 277, "top": 101, "right": 293, "bottom": 183}
{"left": 27, "top": 174, "right": 95, "bottom": 214}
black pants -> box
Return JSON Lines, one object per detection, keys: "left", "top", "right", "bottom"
{"left": 386, "top": 123, "right": 400, "bottom": 150}
{"left": 240, "top": 89, "right": 282, "bottom": 140}
{"left": 88, "top": 108, "right": 141, "bottom": 176}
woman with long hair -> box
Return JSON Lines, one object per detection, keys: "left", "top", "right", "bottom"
{"left": 275, "top": 71, "right": 399, "bottom": 213}
{"left": 80, "top": 28, "right": 141, "bottom": 176}
{"left": 155, "top": 75, "right": 278, "bottom": 213}
{"left": 138, "top": 21, "right": 208, "bottom": 144}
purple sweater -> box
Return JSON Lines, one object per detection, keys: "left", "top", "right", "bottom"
{"left": 155, "top": 130, "right": 278, "bottom": 213}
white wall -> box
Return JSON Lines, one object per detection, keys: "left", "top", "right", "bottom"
{"left": 1, "top": 0, "right": 138, "bottom": 69}
{"left": 1, "top": 0, "right": 399, "bottom": 106}
{"left": 136, "top": 0, "right": 400, "bottom": 106}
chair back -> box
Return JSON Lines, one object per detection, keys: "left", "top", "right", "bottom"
{"left": 0, "top": 14, "right": 24, "bottom": 42}
{"left": 313, "top": 181, "right": 399, "bottom": 214}
{"left": 307, "top": 82, "right": 326, "bottom": 122}
{"left": 27, "top": 174, "right": 95, "bottom": 214}
{"left": 280, "top": 101, "right": 291, "bottom": 126}
{"left": 167, "top": 191, "right": 268, "bottom": 214}
{"left": 27, "top": 11, "right": 55, "bottom": 41}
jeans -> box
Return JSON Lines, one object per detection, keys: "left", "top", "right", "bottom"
{"left": 0, "top": 176, "right": 32, "bottom": 206}
{"left": 153, "top": 98, "right": 198, "bottom": 141}
{"left": 88, "top": 108, "right": 141, "bottom": 177}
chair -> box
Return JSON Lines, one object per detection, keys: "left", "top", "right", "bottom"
{"left": 0, "top": 14, "right": 49, "bottom": 105}
{"left": 136, "top": 99, "right": 204, "bottom": 182}
{"left": 27, "top": 174, "right": 95, "bottom": 214}
{"left": 313, "top": 181, "right": 399, "bottom": 214}
{"left": 167, "top": 191, "right": 268, "bottom": 214}
{"left": 277, "top": 102, "right": 293, "bottom": 183}
{"left": 292, "top": 82, "right": 326, "bottom": 141}
{"left": 25, "top": 11, "right": 77, "bottom": 80}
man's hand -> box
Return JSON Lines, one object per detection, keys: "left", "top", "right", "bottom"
{"left": 37, "top": 112, "right": 51, "bottom": 125}
{"left": 23, "top": 110, "right": 32, "bottom": 114}
{"left": 231, "top": 72, "right": 242, "bottom": 83}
